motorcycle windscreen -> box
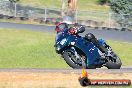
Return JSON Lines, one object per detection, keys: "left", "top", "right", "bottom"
{"left": 55, "top": 28, "right": 69, "bottom": 43}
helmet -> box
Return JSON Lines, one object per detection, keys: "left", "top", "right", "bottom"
{"left": 85, "top": 33, "right": 96, "bottom": 41}
{"left": 55, "top": 22, "right": 68, "bottom": 33}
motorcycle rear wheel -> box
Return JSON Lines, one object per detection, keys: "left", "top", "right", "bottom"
{"left": 105, "top": 53, "right": 122, "bottom": 69}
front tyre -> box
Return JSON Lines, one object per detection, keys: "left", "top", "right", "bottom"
{"left": 105, "top": 53, "right": 122, "bottom": 69}
{"left": 62, "top": 49, "right": 86, "bottom": 69}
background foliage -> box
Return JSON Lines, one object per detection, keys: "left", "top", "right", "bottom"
{"left": 110, "top": 0, "right": 132, "bottom": 27}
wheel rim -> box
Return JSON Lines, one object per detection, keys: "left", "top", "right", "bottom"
{"left": 111, "top": 54, "right": 121, "bottom": 64}
{"left": 66, "top": 51, "right": 86, "bottom": 67}
{"left": 107, "top": 51, "right": 121, "bottom": 64}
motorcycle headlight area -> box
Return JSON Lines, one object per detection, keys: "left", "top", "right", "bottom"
{"left": 56, "top": 46, "right": 61, "bottom": 51}
{"left": 60, "top": 38, "right": 67, "bottom": 45}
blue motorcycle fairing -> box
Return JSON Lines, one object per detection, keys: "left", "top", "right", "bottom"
{"left": 56, "top": 28, "right": 69, "bottom": 43}
{"left": 55, "top": 35, "right": 73, "bottom": 53}
{"left": 55, "top": 28, "right": 103, "bottom": 66}
{"left": 72, "top": 37, "right": 101, "bottom": 66}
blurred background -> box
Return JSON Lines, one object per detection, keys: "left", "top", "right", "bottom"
{"left": 0, "top": 0, "right": 131, "bottom": 29}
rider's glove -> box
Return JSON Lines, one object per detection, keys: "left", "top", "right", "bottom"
{"left": 68, "top": 27, "right": 77, "bottom": 34}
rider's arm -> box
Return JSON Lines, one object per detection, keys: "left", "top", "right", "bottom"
{"left": 68, "top": 24, "right": 85, "bottom": 34}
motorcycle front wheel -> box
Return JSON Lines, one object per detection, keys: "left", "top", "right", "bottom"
{"left": 62, "top": 49, "right": 86, "bottom": 69}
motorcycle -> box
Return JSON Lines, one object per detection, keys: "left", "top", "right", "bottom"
{"left": 54, "top": 23, "right": 122, "bottom": 69}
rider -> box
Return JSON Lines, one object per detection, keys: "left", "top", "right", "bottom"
{"left": 55, "top": 22, "right": 107, "bottom": 53}
{"left": 55, "top": 22, "right": 85, "bottom": 34}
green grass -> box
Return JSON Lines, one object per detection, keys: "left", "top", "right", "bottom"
{"left": 0, "top": 28, "right": 131, "bottom": 68}
{"left": 19, "top": 0, "right": 109, "bottom": 12}
{"left": 77, "top": 11, "right": 109, "bottom": 21}
{"left": 19, "top": 0, "right": 61, "bottom": 9}
{"left": 77, "top": 0, "right": 109, "bottom": 11}
{"left": 107, "top": 41, "right": 132, "bottom": 66}
{"left": 0, "top": 19, "right": 54, "bottom": 26}
{"left": 0, "top": 29, "right": 68, "bottom": 68}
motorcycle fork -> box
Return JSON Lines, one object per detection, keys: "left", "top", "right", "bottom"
{"left": 71, "top": 47, "right": 80, "bottom": 58}
{"left": 71, "top": 47, "right": 86, "bottom": 68}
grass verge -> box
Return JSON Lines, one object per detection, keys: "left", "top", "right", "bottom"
{"left": 19, "top": 0, "right": 109, "bottom": 11}
{"left": 0, "top": 19, "right": 54, "bottom": 26}
{"left": 0, "top": 28, "right": 131, "bottom": 68}
{"left": 0, "top": 28, "right": 68, "bottom": 68}
{"left": 107, "top": 40, "right": 132, "bottom": 66}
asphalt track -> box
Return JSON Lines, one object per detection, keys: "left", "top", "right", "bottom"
{"left": 0, "top": 68, "right": 132, "bottom": 73}
{"left": 0, "top": 22, "right": 132, "bottom": 72}
{"left": 0, "top": 22, "right": 132, "bottom": 42}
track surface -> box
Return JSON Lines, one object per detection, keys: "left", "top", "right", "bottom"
{"left": 0, "top": 22, "right": 132, "bottom": 42}
{"left": 0, "top": 68, "right": 132, "bottom": 73}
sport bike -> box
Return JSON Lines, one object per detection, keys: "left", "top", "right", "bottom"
{"left": 54, "top": 24, "right": 122, "bottom": 69}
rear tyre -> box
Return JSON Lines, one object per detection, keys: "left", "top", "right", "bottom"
{"left": 105, "top": 53, "right": 122, "bottom": 69}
